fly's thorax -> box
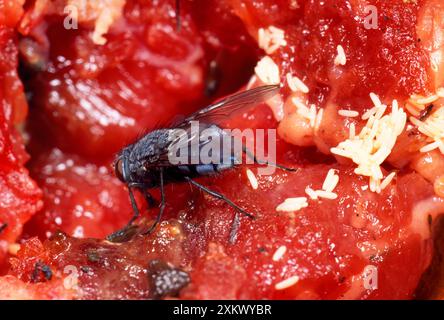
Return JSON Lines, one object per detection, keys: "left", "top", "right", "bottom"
{"left": 123, "top": 157, "right": 159, "bottom": 188}
{"left": 129, "top": 130, "right": 171, "bottom": 163}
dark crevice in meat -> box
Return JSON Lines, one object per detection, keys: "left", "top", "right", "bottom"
{"left": 0, "top": 224, "right": 7, "bottom": 235}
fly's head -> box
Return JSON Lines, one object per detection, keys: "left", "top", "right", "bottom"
{"left": 115, "top": 149, "right": 155, "bottom": 187}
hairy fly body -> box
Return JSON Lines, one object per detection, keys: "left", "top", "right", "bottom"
{"left": 109, "top": 85, "right": 293, "bottom": 243}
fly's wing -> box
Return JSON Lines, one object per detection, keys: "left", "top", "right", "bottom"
{"left": 152, "top": 126, "right": 215, "bottom": 167}
{"left": 155, "top": 85, "right": 280, "bottom": 166}
{"left": 177, "top": 84, "right": 280, "bottom": 128}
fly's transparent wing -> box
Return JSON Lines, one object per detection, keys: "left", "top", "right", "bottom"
{"left": 155, "top": 126, "right": 214, "bottom": 166}
{"left": 177, "top": 85, "right": 280, "bottom": 127}
{"left": 159, "top": 85, "right": 280, "bottom": 166}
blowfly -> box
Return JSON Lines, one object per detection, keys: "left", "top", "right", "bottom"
{"left": 109, "top": 85, "right": 294, "bottom": 243}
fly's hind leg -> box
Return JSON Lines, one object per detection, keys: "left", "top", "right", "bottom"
{"left": 242, "top": 146, "right": 296, "bottom": 172}
{"left": 184, "top": 177, "right": 254, "bottom": 243}
{"left": 184, "top": 177, "right": 254, "bottom": 219}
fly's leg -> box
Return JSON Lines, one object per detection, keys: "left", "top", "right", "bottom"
{"left": 126, "top": 186, "right": 141, "bottom": 226}
{"left": 107, "top": 184, "right": 155, "bottom": 242}
{"left": 242, "top": 146, "right": 296, "bottom": 172}
{"left": 128, "top": 182, "right": 157, "bottom": 208}
{"left": 184, "top": 177, "right": 254, "bottom": 219}
{"left": 107, "top": 187, "right": 141, "bottom": 242}
{"left": 184, "top": 177, "right": 254, "bottom": 243}
{"left": 142, "top": 168, "right": 166, "bottom": 235}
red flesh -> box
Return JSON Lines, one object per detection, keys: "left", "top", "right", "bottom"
{"left": 0, "top": 5, "right": 42, "bottom": 273}
{"left": 0, "top": 0, "right": 439, "bottom": 300}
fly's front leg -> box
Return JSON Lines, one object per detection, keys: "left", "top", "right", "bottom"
{"left": 142, "top": 168, "right": 166, "bottom": 235}
{"left": 128, "top": 182, "right": 157, "bottom": 208}
{"left": 107, "top": 184, "right": 150, "bottom": 242}
{"left": 126, "top": 186, "right": 141, "bottom": 226}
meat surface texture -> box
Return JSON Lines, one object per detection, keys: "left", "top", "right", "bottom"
{"left": 0, "top": 0, "right": 442, "bottom": 300}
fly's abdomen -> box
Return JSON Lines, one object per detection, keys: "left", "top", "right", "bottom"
{"left": 177, "top": 154, "right": 238, "bottom": 177}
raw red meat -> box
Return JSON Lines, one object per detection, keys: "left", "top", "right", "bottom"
{"left": 180, "top": 165, "right": 434, "bottom": 299}
{"left": 23, "top": 148, "right": 134, "bottom": 240}
{"left": 0, "top": 1, "right": 24, "bottom": 29}
{"left": 230, "top": 0, "right": 438, "bottom": 167}
{"left": 0, "top": 275, "right": 72, "bottom": 299}
{"left": 20, "top": 0, "right": 259, "bottom": 160}
{"left": 2, "top": 159, "right": 435, "bottom": 299}
{"left": 3, "top": 103, "right": 436, "bottom": 299}
{"left": 0, "top": 3, "right": 42, "bottom": 272}
{"left": 17, "top": 0, "right": 259, "bottom": 241}
{"left": 232, "top": 0, "right": 433, "bottom": 108}
{"left": 0, "top": 0, "right": 439, "bottom": 300}
{"left": 7, "top": 228, "right": 191, "bottom": 299}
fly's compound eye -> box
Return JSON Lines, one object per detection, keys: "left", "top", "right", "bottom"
{"left": 115, "top": 158, "right": 126, "bottom": 182}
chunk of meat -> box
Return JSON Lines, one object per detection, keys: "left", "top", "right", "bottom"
{"left": 181, "top": 165, "right": 435, "bottom": 299}
{"left": 234, "top": 0, "right": 433, "bottom": 105}
{"left": 231, "top": 0, "right": 444, "bottom": 197}
{"left": 1, "top": 0, "right": 438, "bottom": 301}
{"left": 1, "top": 21, "right": 28, "bottom": 125}
{"left": 9, "top": 227, "right": 191, "bottom": 299}
{"left": 19, "top": 0, "right": 126, "bottom": 45}
{"left": 20, "top": 0, "right": 259, "bottom": 160}
{"left": 23, "top": 148, "right": 134, "bottom": 240}
{"left": 399, "top": 1, "right": 444, "bottom": 194}
{"left": 0, "top": 0, "right": 24, "bottom": 28}
{"left": 0, "top": 13, "right": 42, "bottom": 271}
{"left": 231, "top": 0, "right": 433, "bottom": 146}
{"left": 0, "top": 275, "right": 73, "bottom": 299}
{"left": 416, "top": 0, "right": 444, "bottom": 89}
{"left": 7, "top": 157, "right": 436, "bottom": 299}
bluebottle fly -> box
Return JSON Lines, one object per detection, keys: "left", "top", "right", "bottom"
{"left": 109, "top": 84, "right": 295, "bottom": 243}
